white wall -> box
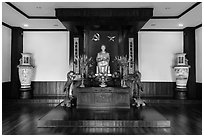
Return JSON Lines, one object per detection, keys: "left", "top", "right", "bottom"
{"left": 2, "top": 26, "right": 11, "bottom": 82}
{"left": 195, "top": 27, "right": 202, "bottom": 83}
{"left": 138, "top": 31, "right": 183, "bottom": 82}
{"left": 23, "top": 31, "right": 70, "bottom": 81}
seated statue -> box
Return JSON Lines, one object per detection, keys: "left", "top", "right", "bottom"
{"left": 96, "top": 45, "right": 110, "bottom": 75}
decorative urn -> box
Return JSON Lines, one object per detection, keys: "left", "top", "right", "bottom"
{"left": 173, "top": 53, "right": 190, "bottom": 99}
{"left": 17, "top": 53, "right": 34, "bottom": 99}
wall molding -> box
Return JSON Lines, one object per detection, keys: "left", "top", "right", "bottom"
{"left": 2, "top": 22, "right": 68, "bottom": 31}
{"left": 5, "top": 2, "right": 56, "bottom": 19}
{"left": 195, "top": 24, "right": 202, "bottom": 29}
{"left": 2, "top": 22, "right": 13, "bottom": 29}
{"left": 23, "top": 29, "right": 67, "bottom": 31}
{"left": 139, "top": 29, "right": 183, "bottom": 32}
{"left": 151, "top": 16, "right": 178, "bottom": 19}
{"left": 152, "top": 2, "right": 201, "bottom": 19}
{"left": 140, "top": 24, "right": 202, "bottom": 32}
{"left": 178, "top": 2, "right": 201, "bottom": 18}
{"left": 6, "top": 2, "right": 201, "bottom": 20}
{"left": 6, "top": 2, "right": 29, "bottom": 18}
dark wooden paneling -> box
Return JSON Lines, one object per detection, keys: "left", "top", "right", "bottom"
{"left": 2, "top": 82, "right": 11, "bottom": 99}
{"left": 8, "top": 81, "right": 197, "bottom": 100}
{"left": 11, "top": 27, "right": 23, "bottom": 99}
{"left": 31, "top": 81, "right": 175, "bottom": 98}
{"left": 183, "top": 27, "right": 196, "bottom": 99}
{"left": 141, "top": 82, "right": 175, "bottom": 98}
{"left": 31, "top": 81, "right": 66, "bottom": 98}
{"left": 56, "top": 8, "right": 153, "bottom": 20}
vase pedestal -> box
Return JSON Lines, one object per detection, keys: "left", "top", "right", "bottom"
{"left": 175, "top": 88, "right": 187, "bottom": 100}
{"left": 20, "top": 88, "right": 32, "bottom": 99}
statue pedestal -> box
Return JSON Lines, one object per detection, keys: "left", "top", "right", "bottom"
{"left": 96, "top": 66, "right": 111, "bottom": 75}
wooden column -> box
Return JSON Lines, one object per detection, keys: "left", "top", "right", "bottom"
{"left": 11, "top": 27, "right": 23, "bottom": 99}
{"left": 183, "top": 27, "right": 196, "bottom": 99}
{"left": 133, "top": 32, "right": 138, "bottom": 70}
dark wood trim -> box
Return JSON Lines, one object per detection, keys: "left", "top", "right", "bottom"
{"left": 151, "top": 16, "right": 178, "bottom": 19}
{"left": 11, "top": 27, "right": 23, "bottom": 99}
{"left": 2, "top": 82, "right": 11, "bottom": 99}
{"left": 178, "top": 2, "right": 201, "bottom": 18}
{"left": 23, "top": 29, "right": 67, "bottom": 31}
{"left": 28, "top": 16, "right": 57, "bottom": 19}
{"left": 2, "top": 22, "right": 13, "bottom": 29}
{"left": 196, "top": 82, "right": 202, "bottom": 99}
{"left": 183, "top": 27, "right": 196, "bottom": 99}
{"left": 140, "top": 29, "right": 183, "bottom": 32}
{"left": 6, "top": 2, "right": 29, "bottom": 18}
{"left": 195, "top": 24, "right": 202, "bottom": 29}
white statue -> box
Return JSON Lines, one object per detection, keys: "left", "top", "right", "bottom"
{"left": 96, "top": 45, "right": 110, "bottom": 75}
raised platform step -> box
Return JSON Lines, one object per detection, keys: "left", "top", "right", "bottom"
{"left": 3, "top": 98, "right": 201, "bottom": 105}
{"left": 37, "top": 103, "right": 171, "bottom": 128}
{"left": 38, "top": 120, "right": 170, "bottom": 128}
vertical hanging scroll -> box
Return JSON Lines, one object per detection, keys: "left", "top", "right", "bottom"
{"left": 74, "top": 37, "right": 80, "bottom": 74}
{"left": 128, "top": 38, "right": 134, "bottom": 74}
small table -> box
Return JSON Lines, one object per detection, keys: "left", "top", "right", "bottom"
{"left": 74, "top": 87, "right": 130, "bottom": 109}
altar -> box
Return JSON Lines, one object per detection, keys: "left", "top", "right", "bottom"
{"left": 74, "top": 87, "right": 130, "bottom": 109}
{"left": 64, "top": 15, "right": 144, "bottom": 109}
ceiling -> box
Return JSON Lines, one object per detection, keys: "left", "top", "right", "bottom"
{"left": 2, "top": 2, "right": 202, "bottom": 30}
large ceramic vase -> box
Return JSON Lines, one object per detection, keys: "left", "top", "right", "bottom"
{"left": 18, "top": 53, "right": 34, "bottom": 99}
{"left": 174, "top": 53, "right": 190, "bottom": 99}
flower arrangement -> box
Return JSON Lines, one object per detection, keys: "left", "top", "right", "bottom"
{"left": 77, "top": 54, "right": 92, "bottom": 87}
{"left": 114, "top": 55, "right": 129, "bottom": 67}
{"left": 78, "top": 54, "right": 92, "bottom": 74}
{"left": 114, "top": 55, "right": 129, "bottom": 78}
{"left": 114, "top": 55, "right": 130, "bottom": 87}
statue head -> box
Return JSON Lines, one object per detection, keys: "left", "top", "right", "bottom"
{"left": 101, "top": 45, "right": 106, "bottom": 52}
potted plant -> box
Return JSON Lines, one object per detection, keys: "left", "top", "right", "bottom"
{"left": 127, "top": 71, "right": 145, "bottom": 107}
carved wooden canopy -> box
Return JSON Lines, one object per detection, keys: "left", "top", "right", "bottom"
{"left": 55, "top": 8, "right": 153, "bottom": 32}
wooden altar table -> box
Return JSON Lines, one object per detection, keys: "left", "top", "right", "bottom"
{"left": 74, "top": 87, "right": 130, "bottom": 109}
